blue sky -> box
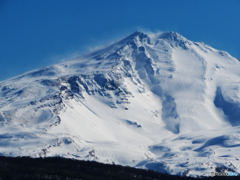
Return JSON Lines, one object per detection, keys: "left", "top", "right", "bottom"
{"left": 0, "top": 0, "right": 239, "bottom": 81}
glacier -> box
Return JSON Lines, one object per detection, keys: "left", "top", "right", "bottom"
{"left": 0, "top": 31, "right": 240, "bottom": 177}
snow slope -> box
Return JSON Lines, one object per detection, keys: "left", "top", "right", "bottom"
{"left": 1, "top": 31, "right": 240, "bottom": 177}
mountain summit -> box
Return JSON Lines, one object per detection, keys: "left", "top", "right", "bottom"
{"left": 1, "top": 31, "right": 240, "bottom": 177}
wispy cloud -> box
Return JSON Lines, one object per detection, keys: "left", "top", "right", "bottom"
{"left": 136, "top": 26, "right": 164, "bottom": 42}
{"left": 44, "top": 27, "right": 165, "bottom": 65}
{"left": 45, "top": 29, "right": 136, "bottom": 64}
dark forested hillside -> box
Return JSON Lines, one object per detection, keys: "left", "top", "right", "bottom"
{"left": 0, "top": 156, "right": 238, "bottom": 180}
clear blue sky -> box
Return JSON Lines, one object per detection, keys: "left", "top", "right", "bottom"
{"left": 0, "top": 0, "right": 239, "bottom": 81}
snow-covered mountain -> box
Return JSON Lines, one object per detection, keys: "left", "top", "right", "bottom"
{"left": 1, "top": 31, "right": 240, "bottom": 177}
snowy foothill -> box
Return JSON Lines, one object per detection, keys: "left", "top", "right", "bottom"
{"left": 0, "top": 31, "right": 240, "bottom": 177}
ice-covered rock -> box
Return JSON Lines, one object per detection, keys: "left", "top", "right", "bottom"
{"left": 0, "top": 31, "right": 240, "bottom": 177}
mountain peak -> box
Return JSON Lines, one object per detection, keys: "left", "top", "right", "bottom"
{"left": 158, "top": 31, "right": 185, "bottom": 41}
{"left": 0, "top": 30, "right": 240, "bottom": 177}
{"left": 121, "top": 31, "right": 149, "bottom": 42}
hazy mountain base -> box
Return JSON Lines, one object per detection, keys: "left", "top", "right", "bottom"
{"left": 0, "top": 156, "right": 238, "bottom": 180}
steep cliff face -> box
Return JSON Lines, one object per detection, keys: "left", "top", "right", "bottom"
{"left": 0, "top": 31, "right": 240, "bottom": 177}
